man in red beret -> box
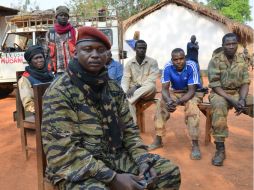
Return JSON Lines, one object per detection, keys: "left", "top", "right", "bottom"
{"left": 45, "top": 5, "right": 76, "bottom": 76}
{"left": 41, "top": 26, "right": 181, "bottom": 190}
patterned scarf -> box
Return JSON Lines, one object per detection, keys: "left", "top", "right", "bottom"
{"left": 67, "top": 59, "right": 123, "bottom": 151}
{"left": 54, "top": 23, "right": 76, "bottom": 44}
{"left": 25, "top": 64, "right": 54, "bottom": 83}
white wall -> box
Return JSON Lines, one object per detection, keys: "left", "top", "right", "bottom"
{"left": 123, "top": 4, "right": 229, "bottom": 70}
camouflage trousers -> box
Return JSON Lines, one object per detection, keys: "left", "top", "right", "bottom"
{"left": 209, "top": 91, "right": 254, "bottom": 142}
{"left": 57, "top": 153, "right": 181, "bottom": 190}
{"left": 128, "top": 85, "right": 156, "bottom": 123}
{"left": 154, "top": 92, "right": 203, "bottom": 140}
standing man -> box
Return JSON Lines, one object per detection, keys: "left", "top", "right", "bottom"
{"left": 106, "top": 50, "right": 123, "bottom": 86}
{"left": 186, "top": 35, "right": 203, "bottom": 85}
{"left": 149, "top": 48, "right": 204, "bottom": 160}
{"left": 208, "top": 33, "right": 253, "bottom": 166}
{"left": 242, "top": 48, "right": 253, "bottom": 70}
{"left": 121, "top": 40, "right": 159, "bottom": 123}
{"left": 186, "top": 35, "right": 199, "bottom": 64}
{"left": 41, "top": 26, "right": 181, "bottom": 190}
{"left": 46, "top": 5, "right": 76, "bottom": 76}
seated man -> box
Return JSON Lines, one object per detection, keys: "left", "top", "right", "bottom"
{"left": 208, "top": 33, "right": 253, "bottom": 166}
{"left": 41, "top": 26, "right": 181, "bottom": 190}
{"left": 149, "top": 48, "right": 204, "bottom": 160}
{"left": 18, "top": 45, "right": 54, "bottom": 113}
{"left": 121, "top": 40, "right": 159, "bottom": 123}
{"left": 106, "top": 50, "right": 123, "bottom": 86}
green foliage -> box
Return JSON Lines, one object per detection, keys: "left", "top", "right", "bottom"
{"left": 11, "top": 0, "right": 40, "bottom": 12}
{"left": 67, "top": 0, "right": 160, "bottom": 20}
{"left": 207, "top": 0, "right": 252, "bottom": 23}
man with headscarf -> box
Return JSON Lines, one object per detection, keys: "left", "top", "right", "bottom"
{"left": 18, "top": 45, "right": 54, "bottom": 113}
{"left": 41, "top": 26, "right": 181, "bottom": 190}
{"left": 45, "top": 5, "right": 76, "bottom": 76}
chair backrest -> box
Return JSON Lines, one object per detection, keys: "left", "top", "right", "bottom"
{"left": 16, "top": 71, "right": 25, "bottom": 123}
{"left": 33, "top": 82, "right": 51, "bottom": 190}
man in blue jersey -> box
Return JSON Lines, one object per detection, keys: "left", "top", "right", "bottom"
{"left": 148, "top": 48, "right": 204, "bottom": 160}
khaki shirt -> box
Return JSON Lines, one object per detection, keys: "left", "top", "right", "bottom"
{"left": 208, "top": 51, "right": 250, "bottom": 90}
{"left": 18, "top": 76, "right": 35, "bottom": 113}
{"left": 121, "top": 56, "right": 159, "bottom": 93}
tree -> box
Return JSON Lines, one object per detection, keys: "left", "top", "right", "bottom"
{"left": 67, "top": 0, "right": 160, "bottom": 20}
{"left": 11, "top": 0, "right": 40, "bottom": 13}
{"left": 207, "top": 0, "right": 252, "bottom": 23}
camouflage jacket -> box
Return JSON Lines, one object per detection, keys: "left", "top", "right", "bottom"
{"left": 208, "top": 51, "right": 250, "bottom": 90}
{"left": 41, "top": 73, "right": 148, "bottom": 185}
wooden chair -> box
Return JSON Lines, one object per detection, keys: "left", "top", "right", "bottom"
{"left": 33, "top": 82, "right": 56, "bottom": 190}
{"left": 16, "top": 71, "right": 36, "bottom": 160}
{"left": 136, "top": 98, "right": 158, "bottom": 133}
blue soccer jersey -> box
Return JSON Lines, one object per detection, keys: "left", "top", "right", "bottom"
{"left": 161, "top": 60, "right": 202, "bottom": 90}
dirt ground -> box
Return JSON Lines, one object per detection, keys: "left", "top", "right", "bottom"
{"left": 0, "top": 74, "right": 253, "bottom": 190}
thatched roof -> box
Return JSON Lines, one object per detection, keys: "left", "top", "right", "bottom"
{"left": 123, "top": 0, "right": 253, "bottom": 44}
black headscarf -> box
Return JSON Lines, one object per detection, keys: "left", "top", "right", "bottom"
{"left": 24, "top": 45, "right": 53, "bottom": 83}
{"left": 67, "top": 58, "right": 123, "bottom": 151}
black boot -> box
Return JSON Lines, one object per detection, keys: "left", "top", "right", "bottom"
{"left": 212, "top": 141, "right": 226, "bottom": 166}
{"left": 190, "top": 140, "right": 201, "bottom": 160}
{"left": 148, "top": 135, "right": 163, "bottom": 150}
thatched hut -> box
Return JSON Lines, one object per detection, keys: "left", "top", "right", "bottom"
{"left": 122, "top": 0, "right": 253, "bottom": 70}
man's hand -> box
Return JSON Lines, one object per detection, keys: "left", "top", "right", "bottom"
{"left": 228, "top": 98, "right": 245, "bottom": 115}
{"left": 127, "top": 86, "right": 139, "bottom": 98}
{"left": 175, "top": 99, "right": 184, "bottom": 106}
{"left": 234, "top": 99, "right": 246, "bottom": 116}
{"left": 166, "top": 100, "right": 177, "bottom": 112}
{"left": 109, "top": 173, "right": 144, "bottom": 190}
{"left": 139, "top": 163, "right": 157, "bottom": 189}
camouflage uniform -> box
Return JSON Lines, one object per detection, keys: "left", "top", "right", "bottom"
{"left": 208, "top": 51, "right": 253, "bottom": 142}
{"left": 41, "top": 73, "right": 181, "bottom": 190}
{"left": 154, "top": 91, "right": 204, "bottom": 139}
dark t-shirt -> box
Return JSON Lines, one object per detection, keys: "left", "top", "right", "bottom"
{"left": 186, "top": 42, "right": 199, "bottom": 63}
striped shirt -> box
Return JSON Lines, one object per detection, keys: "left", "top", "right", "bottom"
{"left": 161, "top": 60, "right": 202, "bottom": 90}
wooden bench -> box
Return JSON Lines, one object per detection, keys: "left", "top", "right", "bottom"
{"left": 15, "top": 71, "right": 36, "bottom": 160}
{"left": 136, "top": 98, "right": 158, "bottom": 133}
{"left": 136, "top": 99, "right": 212, "bottom": 145}
{"left": 33, "top": 83, "right": 56, "bottom": 190}
{"left": 198, "top": 102, "right": 212, "bottom": 145}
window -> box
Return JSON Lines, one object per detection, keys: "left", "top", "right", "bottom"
{"left": 3, "top": 33, "right": 31, "bottom": 52}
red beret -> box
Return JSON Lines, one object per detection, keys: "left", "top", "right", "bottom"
{"left": 76, "top": 26, "right": 111, "bottom": 50}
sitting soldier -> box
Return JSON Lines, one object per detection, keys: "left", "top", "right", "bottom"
{"left": 41, "top": 26, "right": 181, "bottom": 190}
{"left": 149, "top": 48, "right": 204, "bottom": 161}
{"left": 18, "top": 45, "right": 54, "bottom": 113}
{"left": 121, "top": 40, "right": 159, "bottom": 123}
{"left": 208, "top": 33, "right": 253, "bottom": 166}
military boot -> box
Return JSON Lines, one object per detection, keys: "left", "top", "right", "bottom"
{"left": 212, "top": 141, "right": 226, "bottom": 166}
{"left": 190, "top": 140, "right": 201, "bottom": 160}
{"left": 148, "top": 135, "right": 163, "bottom": 151}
